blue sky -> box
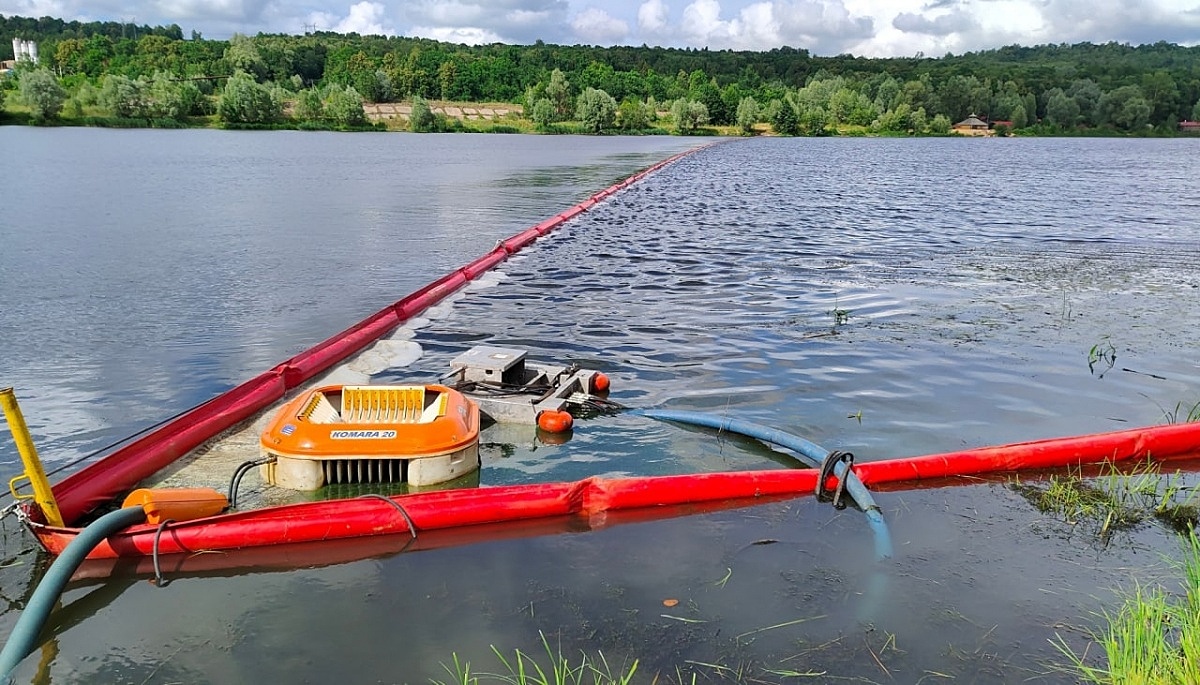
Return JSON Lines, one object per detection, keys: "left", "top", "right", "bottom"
{"left": 3, "top": 0, "right": 1199, "bottom": 56}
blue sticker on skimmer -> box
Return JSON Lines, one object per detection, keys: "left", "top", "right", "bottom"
{"left": 281, "top": 424, "right": 296, "bottom": 436}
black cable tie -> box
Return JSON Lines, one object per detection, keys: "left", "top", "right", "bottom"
{"left": 151, "top": 519, "right": 177, "bottom": 588}
{"left": 357, "top": 494, "right": 417, "bottom": 540}
{"left": 815, "top": 450, "right": 855, "bottom": 510}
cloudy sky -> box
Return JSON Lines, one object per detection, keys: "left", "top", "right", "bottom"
{"left": 4, "top": 0, "right": 1200, "bottom": 57}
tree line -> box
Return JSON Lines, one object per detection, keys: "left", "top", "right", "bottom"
{"left": 3, "top": 12, "right": 1200, "bottom": 134}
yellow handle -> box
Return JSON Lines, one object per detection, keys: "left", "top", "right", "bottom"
{"left": 1, "top": 388, "right": 65, "bottom": 526}
{"left": 8, "top": 474, "right": 33, "bottom": 500}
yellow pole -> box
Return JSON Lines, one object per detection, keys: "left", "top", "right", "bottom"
{"left": 0, "top": 388, "right": 65, "bottom": 527}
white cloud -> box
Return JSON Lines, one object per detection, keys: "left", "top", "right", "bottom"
{"left": 409, "top": 25, "right": 506, "bottom": 44}
{"left": 3, "top": 0, "right": 1200, "bottom": 56}
{"left": 571, "top": 7, "right": 630, "bottom": 43}
{"left": 317, "top": 1, "right": 394, "bottom": 35}
{"left": 0, "top": 0, "right": 66, "bottom": 14}
{"left": 680, "top": 0, "right": 732, "bottom": 43}
{"left": 402, "top": 0, "right": 568, "bottom": 43}
{"left": 662, "top": 0, "right": 875, "bottom": 52}
{"left": 637, "top": 0, "right": 669, "bottom": 33}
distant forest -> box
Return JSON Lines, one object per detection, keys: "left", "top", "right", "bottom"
{"left": 3, "top": 13, "right": 1200, "bottom": 133}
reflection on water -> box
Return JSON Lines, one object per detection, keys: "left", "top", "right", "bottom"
{"left": 3, "top": 134, "right": 1200, "bottom": 683}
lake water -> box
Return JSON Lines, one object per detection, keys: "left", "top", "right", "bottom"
{"left": 1, "top": 129, "right": 1199, "bottom": 683}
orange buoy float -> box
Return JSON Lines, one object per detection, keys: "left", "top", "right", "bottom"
{"left": 121, "top": 488, "right": 229, "bottom": 524}
{"left": 590, "top": 372, "right": 610, "bottom": 394}
{"left": 537, "top": 409, "right": 574, "bottom": 433}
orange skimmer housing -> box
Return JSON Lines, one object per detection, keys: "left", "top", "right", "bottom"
{"left": 259, "top": 385, "right": 480, "bottom": 490}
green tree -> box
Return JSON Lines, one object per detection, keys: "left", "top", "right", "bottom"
{"left": 437, "top": 60, "right": 457, "bottom": 101}
{"left": 346, "top": 52, "right": 379, "bottom": 102}
{"left": 1068, "top": 79, "right": 1102, "bottom": 126}
{"left": 80, "top": 35, "right": 114, "bottom": 77}
{"left": 690, "top": 78, "right": 728, "bottom": 125}
{"left": 873, "top": 103, "right": 911, "bottom": 133}
{"left": 545, "top": 68, "right": 571, "bottom": 120}
{"left": 874, "top": 76, "right": 900, "bottom": 112}
{"left": 576, "top": 87, "right": 616, "bottom": 133}
{"left": 1044, "top": 89, "right": 1079, "bottom": 127}
{"left": 968, "top": 77, "right": 993, "bottom": 119}
{"left": 671, "top": 98, "right": 708, "bottom": 133}
{"left": 54, "top": 38, "right": 86, "bottom": 75}
{"left": 938, "top": 75, "right": 973, "bottom": 122}
{"left": 224, "top": 34, "right": 268, "bottom": 81}
{"left": 374, "top": 69, "right": 394, "bottom": 102}
{"left": 1023, "top": 92, "right": 1038, "bottom": 125}
{"left": 1139, "top": 70, "right": 1179, "bottom": 125}
{"left": 134, "top": 35, "right": 177, "bottom": 75}
{"left": 529, "top": 97, "right": 555, "bottom": 128}
{"left": 928, "top": 114, "right": 951, "bottom": 135}
{"left": 898, "top": 75, "right": 940, "bottom": 118}
{"left": 1108, "top": 95, "right": 1152, "bottom": 131}
{"left": 295, "top": 87, "right": 324, "bottom": 122}
{"left": 617, "top": 97, "right": 650, "bottom": 130}
{"left": 19, "top": 68, "right": 67, "bottom": 121}
{"left": 991, "top": 82, "right": 1023, "bottom": 121}
{"left": 578, "top": 60, "right": 619, "bottom": 98}
{"left": 736, "top": 96, "right": 758, "bottom": 134}
{"left": 1010, "top": 103, "right": 1028, "bottom": 129}
{"left": 218, "top": 71, "right": 281, "bottom": 124}
{"left": 909, "top": 105, "right": 927, "bottom": 133}
{"left": 822, "top": 89, "right": 877, "bottom": 126}
{"left": 147, "top": 72, "right": 200, "bottom": 119}
{"left": 325, "top": 85, "right": 366, "bottom": 127}
{"left": 768, "top": 98, "right": 799, "bottom": 135}
{"left": 828, "top": 87, "right": 856, "bottom": 124}
{"left": 410, "top": 94, "right": 436, "bottom": 131}
{"left": 1192, "top": 99, "right": 1200, "bottom": 121}
{"left": 799, "top": 105, "right": 830, "bottom": 136}
{"left": 1099, "top": 85, "right": 1151, "bottom": 130}
{"left": 101, "top": 74, "right": 149, "bottom": 117}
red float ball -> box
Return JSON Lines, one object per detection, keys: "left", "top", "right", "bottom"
{"left": 537, "top": 410, "right": 574, "bottom": 433}
{"left": 591, "top": 372, "right": 610, "bottom": 394}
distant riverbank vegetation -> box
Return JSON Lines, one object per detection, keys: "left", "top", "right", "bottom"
{"left": 2, "top": 13, "right": 1199, "bottom": 136}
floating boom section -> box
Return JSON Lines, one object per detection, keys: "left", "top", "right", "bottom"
{"left": 44, "top": 143, "right": 721, "bottom": 526}
{"left": 27, "top": 420, "right": 1200, "bottom": 562}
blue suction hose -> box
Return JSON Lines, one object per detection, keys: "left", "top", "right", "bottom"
{"left": 0, "top": 506, "right": 148, "bottom": 680}
{"left": 635, "top": 409, "right": 892, "bottom": 561}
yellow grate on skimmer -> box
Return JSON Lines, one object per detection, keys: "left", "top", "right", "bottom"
{"left": 339, "top": 386, "right": 446, "bottom": 424}
{"left": 299, "top": 392, "right": 342, "bottom": 424}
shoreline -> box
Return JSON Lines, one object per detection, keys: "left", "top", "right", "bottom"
{"left": 2, "top": 105, "right": 1197, "bottom": 139}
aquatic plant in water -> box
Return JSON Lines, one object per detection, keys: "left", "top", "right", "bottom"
{"left": 1011, "top": 459, "right": 1199, "bottom": 540}
{"left": 433, "top": 632, "right": 638, "bottom": 685}
{"left": 1087, "top": 339, "right": 1117, "bottom": 378}
{"left": 1053, "top": 532, "right": 1200, "bottom": 684}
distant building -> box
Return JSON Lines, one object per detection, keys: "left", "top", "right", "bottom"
{"left": 12, "top": 38, "right": 38, "bottom": 64}
{"left": 952, "top": 115, "right": 991, "bottom": 136}
{"left": 1180, "top": 120, "right": 1200, "bottom": 135}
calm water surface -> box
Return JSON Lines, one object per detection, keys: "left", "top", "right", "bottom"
{"left": 1, "top": 131, "right": 1199, "bottom": 683}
